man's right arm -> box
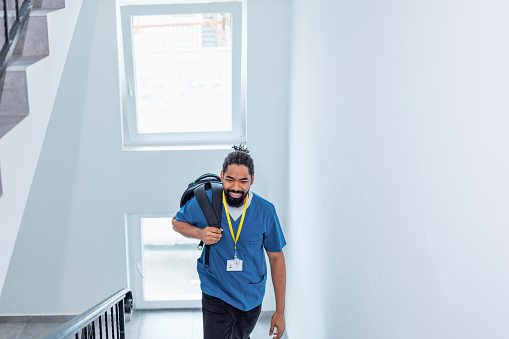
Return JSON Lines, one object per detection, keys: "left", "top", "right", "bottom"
{"left": 172, "top": 216, "right": 223, "bottom": 245}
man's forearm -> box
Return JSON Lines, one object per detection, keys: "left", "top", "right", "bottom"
{"left": 267, "top": 251, "right": 286, "bottom": 338}
{"left": 172, "top": 216, "right": 223, "bottom": 245}
{"left": 268, "top": 251, "right": 286, "bottom": 313}
{"left": 172, "top": 216, "right": 203, "bottom": 240}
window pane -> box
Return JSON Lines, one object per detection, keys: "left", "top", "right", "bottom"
{"left": 133, "top": 13, "right": 232, "bottom": 134}
{"left": 141, "top": 217, "right": 201, "bottom": 300}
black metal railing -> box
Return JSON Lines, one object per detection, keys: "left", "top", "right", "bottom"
{"left": 42, "top": 288, "right": 133, "bottom": 339}
{"left": 0, "top": 0, "right": 34, "bottom": 76}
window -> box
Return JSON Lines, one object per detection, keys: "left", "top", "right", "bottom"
{"left": 120, "top": 3, "right": 245, "bottom": 149}
{"left": 126, "top": 213, "right": 202, "bottom": 308}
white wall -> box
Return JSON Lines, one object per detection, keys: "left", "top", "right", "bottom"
{"left": 0, "top": 1, "right": 83, "bottom": 297}
{"left": 0, "top": 0, "right": 290, "bottom": 315}
{"left": 287, "top": 1, "right": 509, "bottom": 338}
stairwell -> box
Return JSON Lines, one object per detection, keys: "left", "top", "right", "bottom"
{"left": 0, "top": 0, "right": 83, "bottom": 297}
{"left": 0, "top": 0, "right": 66, "bottom": 186}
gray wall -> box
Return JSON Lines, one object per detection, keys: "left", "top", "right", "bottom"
{"left": 0, "top": 0, "right": 290, "bottom": 315}
{"left": 286, "top": 0, "right": 509, "bottom": 338}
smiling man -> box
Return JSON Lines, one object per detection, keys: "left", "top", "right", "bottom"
{"left": 172, "top": 147, "right": 287, "bottom": 339}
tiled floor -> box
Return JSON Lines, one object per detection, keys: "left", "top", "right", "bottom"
{"left": 0, "top": 310, "right": 287, "bottom": 338}
{"left": 0, "top": 316, "right": 74, "bottom": 339}
{"left": 126, "top": 309, "right": 288, "bottom": 339}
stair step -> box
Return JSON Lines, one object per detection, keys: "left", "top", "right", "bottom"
{"left": 0, "top": 5, "right": 57, "bottom": 142}
{"left": 0, "top": 0, "right": 67, "bottom": 204}
{"left": 0, "top": 115, "right": 28, "bottom": 138}
{"left": 7, "top": 0, "right": 65, "bottom": 10}
{"left": 0, "top": 69, "right": 28, "bottom": 116}
{"left": 0, "top": 8, "right": 57, "bottom": 19}
{"left": 7, "top": 55, "right": 46, "bottom": 70}
{"left": 0, "top": 9, "right": 51, "bottom": 56}
{"left": 14, "top": 13, "right": 49, "bottom": 56}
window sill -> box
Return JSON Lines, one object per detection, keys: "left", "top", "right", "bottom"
{"left": 122, "top": 144, "right": 234, "bottom": 152}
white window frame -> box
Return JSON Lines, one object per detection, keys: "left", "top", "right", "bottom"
{"left": 120, "top": 2, "right": 246, "bottom": 150}
{"left": 125, "top": 213, "right": 202, "bottom": 309}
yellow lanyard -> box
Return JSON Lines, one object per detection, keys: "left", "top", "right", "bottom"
{"left": 223, "top": 191, "right": 249, "bottom": 258}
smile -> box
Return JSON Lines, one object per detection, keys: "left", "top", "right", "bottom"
{"left": 229, "top": 191, "right": 243, "bottom": 198}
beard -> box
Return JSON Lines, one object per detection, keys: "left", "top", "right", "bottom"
{"left": 224, "top": 189, "right": 249, "bottom": 208}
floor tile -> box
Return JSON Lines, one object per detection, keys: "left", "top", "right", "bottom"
{"left": 25, "top": 316, "right": 75, "bottom": 324}
{"left": 138, "top": 310, "right": 193, "bottom": 339}
{"left": 126, "top": 310, "right": 142, "bottom": 339}
{"left": 0, "top": 317, "right": 26, "bottom": 324}
{"left": 18, "top": 323, "right": 62, "bottom": 339}
{"left": 0, "top": 323, "right": 25, "bottom": 339}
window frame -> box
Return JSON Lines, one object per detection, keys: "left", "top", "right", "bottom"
{"left": 120, "top": 2, "right": 245, "bottom": 150}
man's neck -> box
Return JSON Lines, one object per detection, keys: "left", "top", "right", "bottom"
{"left": 227, "top": 191, "right": 253, "bottom": 221}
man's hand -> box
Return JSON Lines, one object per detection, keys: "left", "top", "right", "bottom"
{"left": 269, "top": 311, "right": 285, "bottom": 339}
{"left": 200, "top": 226, "right": 223, "bottom": 245}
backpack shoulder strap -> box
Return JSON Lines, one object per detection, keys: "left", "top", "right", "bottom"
{"left": 194, "top": 183, "right": 223, "bottom": 268}
{"left": 210, "top": 182, "right": 223, "bottom": 223}
{"left": 194, "top": 184, "right": 220, "bottom": 227}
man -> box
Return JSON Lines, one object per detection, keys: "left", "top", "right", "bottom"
{"left": 172, "top": 148, "right": 286, "bottom": 339}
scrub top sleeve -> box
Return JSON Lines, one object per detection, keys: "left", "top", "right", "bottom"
{"left": 263, "top": 205, "right": 287, "bottom": 252}
{"left": 176, "top": 196, "right": 201, "bottom": 226}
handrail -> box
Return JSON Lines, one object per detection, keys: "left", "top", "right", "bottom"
{"left": 42, "top": 288, "right": 133, "bottom": 339}
{"left": 0, "top": 0, "right": 34, "bottom": 76}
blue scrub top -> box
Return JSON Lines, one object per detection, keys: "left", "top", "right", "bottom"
{"left": 176, "top": 191, "right": 286, "bottom": 311}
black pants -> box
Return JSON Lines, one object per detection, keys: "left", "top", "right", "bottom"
{"left": 202, "top": 293, "right": 262, "bottom": 339}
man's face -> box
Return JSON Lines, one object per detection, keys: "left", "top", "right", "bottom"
{"left": 221, "top": 164, "right": 254, "bottom": 208}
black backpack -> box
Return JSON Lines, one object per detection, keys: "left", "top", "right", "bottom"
{"left": 180, "top": 173, "right": 223, "bottom": 268}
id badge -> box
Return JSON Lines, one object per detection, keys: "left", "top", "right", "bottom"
{"left": 227, "top": 258, "right": 243, "bottom": 271}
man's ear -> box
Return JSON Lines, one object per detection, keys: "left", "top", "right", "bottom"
{"left": 250, "top": 175, "right": 254, "bottom": 185}
{"left": 220, "top": 171, "right": 224, "bottom": 182}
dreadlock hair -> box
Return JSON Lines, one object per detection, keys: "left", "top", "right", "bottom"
{"left": 222, "top": 144, "right": 255, "bottom": 176}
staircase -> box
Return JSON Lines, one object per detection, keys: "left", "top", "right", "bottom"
{"left": 0, "top": 0, "right": 83, "bottom": 298}
{"left": 0, "top": 0, "right": 65, "bottom": 196}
